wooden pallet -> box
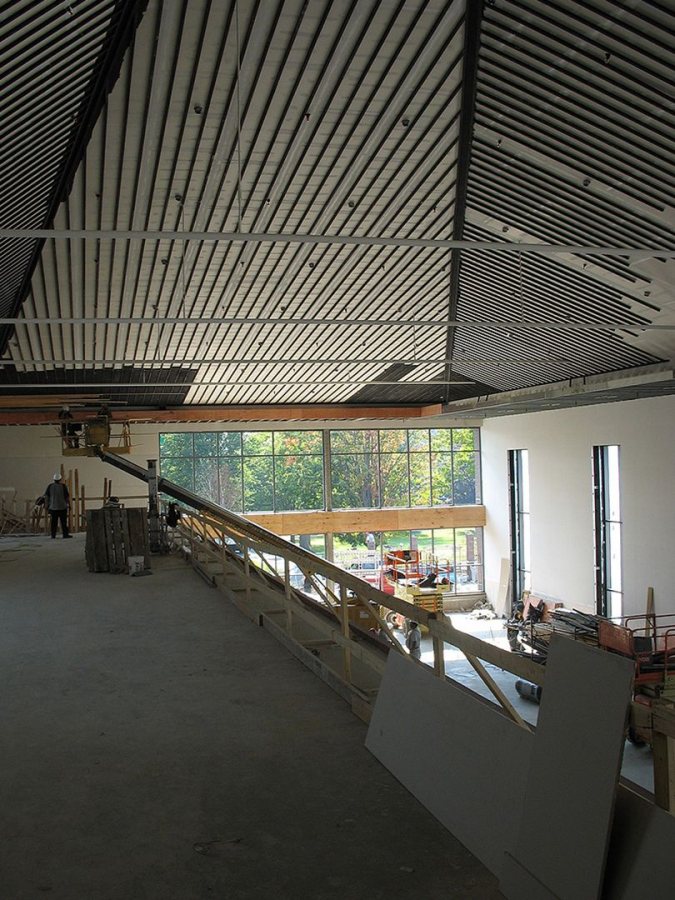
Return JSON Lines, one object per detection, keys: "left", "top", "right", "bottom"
{"left": 85, "top": 507, "right": 150, "bottom": 573}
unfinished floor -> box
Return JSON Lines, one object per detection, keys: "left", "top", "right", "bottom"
{"left": 0, "top": 535, "right": 501, "bottom": 900}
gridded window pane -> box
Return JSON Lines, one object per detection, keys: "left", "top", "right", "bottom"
{"left": 607, "top": 446, "right": 621, "bottom": 522}
{"left": 380, "top": 453, "right": 409, "bottom": 507}
{"left": 382, "top": 530, "right": 410, "bottom": 550}
{"left": 408, "top": 429, "right": 430, "bottom": 451}
{"left": 521, "top": 514, "right": 531, "bottom": 574}
{"left": 160, "top": 457, "right": 193, "bottom": 490}
{"left": 218, "top": 458, "right": 243, "bottom": 511}
{"left": 243, "top": 457, "right": 274, "bottom": 512}
{"left": 331, "top": 454, "right": 380, "bottom": 509}
{"left": 194, "top": 458, "right": 219, "bottom": 501}
{"left": 453, "top": 452, "right": 479, "bottom": 504}
{"left": 159, "top": 433, "right": 192, "bottom": 456}
{"left": 307, "top": 534, "right": 326, "bottom": 556}
{"left": 410, "top": 454, "right": 431, "bottom": 506}
{"left": 219, "top": 432, "right": 242, "bottom": 455}
{"left": 330, "top": 430, "right": 378, "bottom": 453}
{"left": 379, "top": 429, "right": 408, "bottom": 452}
{"left": 274, "top": 455, "right": 323, "bottom": 510}
{"left": 274, "top": 431, "right": 322, "bottom": 454}
{"left": 432, "top": 529, "right": 455, "bottom": 561}
{"left": 452, "top": 428, "right": 477, "bottom": 451}
{"left": 431, "top": 452, "right": 453, "bottom": 505}
{"left": 430, "top": 428, "right": 452, "bottom": 451}
{"left": 608, "top": 522, "right": 622, "bottom": 591}
{"left": 194, "top": 432, "right": 218, "bottom": 456}
{"left": 455, "top": 527, "right": 483, "bottom": 592}
{"left": 412, "top": 529, "right": 433, "bottom": 554}
{"left": 243, "top": 431, "right": 273, "bottom": 455}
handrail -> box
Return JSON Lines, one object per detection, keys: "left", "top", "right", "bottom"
{"left": 98, "top": 448, "right": 675, "bottom": 811}
{"left": 98, "top": 449, "right": 538, "bottom": 726}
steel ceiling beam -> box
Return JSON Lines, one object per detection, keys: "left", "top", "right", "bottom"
{"left": 444, "top": 0, "right": 484, "bottom": 404}
{"left": 0, "top": 355, "right": 575, "bottom": 366}
{"left": 2, "top": 316, "right": 672, "bottom": 330}
{"left": 0, "top": 379, "right": 475, "bottom": 388}
{"left": 0, "top": 228, "right": 672, "bottom": 258}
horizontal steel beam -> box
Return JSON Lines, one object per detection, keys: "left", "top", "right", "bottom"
{"left": 1, "top": 316, "right": 670, "bottom": 331}
{"left": 1, "top": 379, "right": 475, "bottom": 389}
{"left": 0, "top": 355, "right": 575, "bottom": 366}
{"left": 0, "top": 228, "right": 672, "bottom": 258}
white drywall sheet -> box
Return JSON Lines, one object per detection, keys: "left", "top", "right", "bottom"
{"left": 366, "top": 640, "right": 671, "bottom": 898}
{"left": 365, "top": 652, "right": 532, "bottom": 876}
{"left": 501, "top": 634, "right": 635, "bottom": 900}
{"left": 604, "top": 783, "right": 675, "bottom": 899}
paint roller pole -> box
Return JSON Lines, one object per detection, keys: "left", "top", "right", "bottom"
{"left": 147, "top": 459, "right": 161, "bottom": 552}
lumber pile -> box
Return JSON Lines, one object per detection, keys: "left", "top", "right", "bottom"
{"left": 0, "top": 503, "right": 30, "bottom": 534}
{"left": 85, "top": 507, "right": 150, "bottom": 574}
{"left": 517, "top": 608, "right": 603, "bottom": 660}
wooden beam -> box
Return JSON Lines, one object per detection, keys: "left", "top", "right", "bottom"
{"left": 463, "top": 653, "right": 530, "bottom": 730}
{"left": 428, "top": 617, "right": 546, "bottom": 686}
{"left": 652, "top": 732, "right": 675, "bottom": 814}
{"left": 0, "top": 403, "right": 442, "bottom": 425}
{"left": 653, "top": 706, "right": 675, "bottom": 741}
{"left": 248, "top": 505, "right": 486, "bottom": 534}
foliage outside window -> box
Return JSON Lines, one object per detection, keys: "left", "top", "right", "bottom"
{"left": 159, "top": 426, "right": 480, "bottom": 515}
{"left": 330, "top": 427, "right": 480, "bottom": 510}
{"left": 159, "top": 430, "right": 324, "bottom": 514}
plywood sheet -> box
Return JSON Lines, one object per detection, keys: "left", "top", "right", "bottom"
{"left": 604, "top": 782, "right": 675, "bottom": 899}
{"left": 365, "top": 651, "right": 532, "bottom": 876}
{"left": 501, "top": 634, "right": 635, "bottom": 900}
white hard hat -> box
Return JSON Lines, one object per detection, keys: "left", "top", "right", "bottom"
{"left": 53, "top": 473, "right": 62, "bottom": 481}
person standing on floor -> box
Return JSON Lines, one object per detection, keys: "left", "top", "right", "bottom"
{"left": 43, "top": 473, "right": 72, "bottom": 539}
{"left": 406, "top": 621, "right": 422, "bottom": 660}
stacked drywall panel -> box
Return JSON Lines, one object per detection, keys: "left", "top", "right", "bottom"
{"left": 366, "top": 635, "right": 669, "bottom": 898}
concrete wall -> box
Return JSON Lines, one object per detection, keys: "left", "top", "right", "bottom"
{"left": 481, "top": 394, "right": 675, "bottom": 617}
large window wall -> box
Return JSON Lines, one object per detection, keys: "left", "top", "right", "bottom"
{"left": 330, "top": 427, "right": 480, "bottom": 509}
{"left": 159, "top": 430, "right": 324, "bottom": 513}
{"left": 159, "top": 426, "right": 481, "bottom": 514}
{"left": 160, "top": 426, "right": 483, "bottom": 593}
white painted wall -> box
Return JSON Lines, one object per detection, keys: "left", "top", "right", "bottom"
{"left": 0, "top": 424, "right": 165, "bottom": 510}
{"left": 481, "top": 395, "right": 675, "bottom": 618}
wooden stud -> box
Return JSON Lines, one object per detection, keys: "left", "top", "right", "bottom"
{"left": 432, "top": 635, "right": 445, "bottom": 678}
{"left": 340, "top": 584, "right": 353, "bottom": 684}
{"left": 464, "top": 653, "right": 530, "bottom": 730}
{"left": 74, "top": 468, "right": 80, "bottom": 532}
{"left": 652, "top": 730, "right": 675, "bottom": 815}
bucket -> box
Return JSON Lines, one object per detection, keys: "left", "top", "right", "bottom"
{"left": 128, "top": 556, "right": 145, "bottom": 575}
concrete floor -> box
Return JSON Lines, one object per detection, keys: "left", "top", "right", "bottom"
{"left": 0, "top": 534, "right": 501, "bottom": 900}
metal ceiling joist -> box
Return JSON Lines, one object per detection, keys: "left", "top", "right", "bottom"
{"left": 2, "top": 0, "right": 674, "bottom": 413}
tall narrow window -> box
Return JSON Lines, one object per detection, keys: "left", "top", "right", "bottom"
{"left": 508, "top": 449, "right": 530, "bottom": 605}
{"left": 593, "top": 445, "right": 622, "bottom": 618}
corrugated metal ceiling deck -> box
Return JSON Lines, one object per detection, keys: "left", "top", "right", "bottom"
{"left": 0, "top": 0, "right": 673, "bottom": 414}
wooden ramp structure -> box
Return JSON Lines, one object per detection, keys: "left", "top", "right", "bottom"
{"left": 95, "top": 449, "right": 675, "bottom": 851}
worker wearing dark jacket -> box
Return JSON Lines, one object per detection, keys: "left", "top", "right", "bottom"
{"left": 43, "top": 474, "right": 72, "bottom": 539}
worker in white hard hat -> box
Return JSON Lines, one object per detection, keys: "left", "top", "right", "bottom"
{"left": 42, "top": 473, "right": 72, "bottom": 539}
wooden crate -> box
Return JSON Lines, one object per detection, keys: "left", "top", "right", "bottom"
{"left": 85, "top": 507, "right": 150, "bottom": 574}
